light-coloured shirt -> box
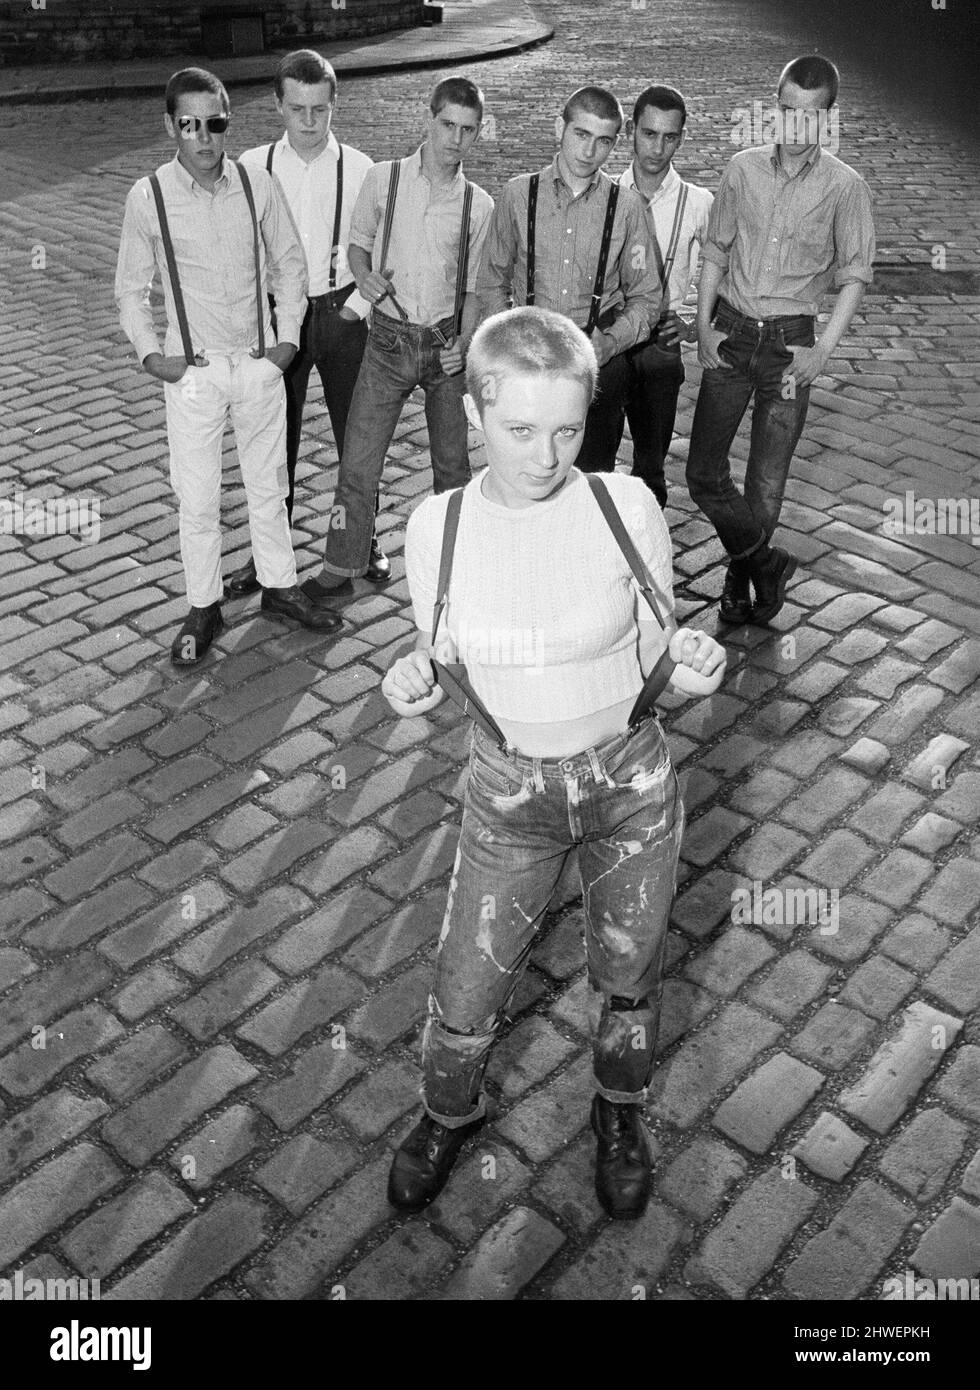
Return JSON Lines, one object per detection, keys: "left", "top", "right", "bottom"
{"left": 348, "top": 146, "right": 493, "bottom": 327}
{"left": 702, "top": 144, "right": 875, "bottom": 318}
{"left": 405, "top": 469, "right": 674, "bottom": 724}
{"left": 476, "top": 158, "right": 664, "bottom": 359}
{"left": 115, "top": 152, "right": 307, "bottom": 362}
{"left": 619, "top": 162, "right": 713, "bottom": 314}
{"left": 241, "top": 131, "right": 372, "bottom": 315}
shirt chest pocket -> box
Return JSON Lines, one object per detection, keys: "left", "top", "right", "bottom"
{"left": 793, "top": 202, "right": 836, "bottom": 270}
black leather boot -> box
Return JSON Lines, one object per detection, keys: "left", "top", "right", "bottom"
{"left": 365, "top": 532, "right": 392, "bottom": 585}
{"left": 223, "top": 555, "right": 260, "bottom": 598}
{"left": 719, "top": 556, "right": 752, "bottom": 624}
{"left": 387, "top": 1111, "right": 484, "bottom": 1212}
{"left": 261, "top": 585, "right": 343, "bottom": 632}
{"left": 749, "top": 545, "right": 797, "bottom": 624}
{"left": 591, "top": 1094, "right": 652, "bottom": 1220}
{"left": 170, "top": 603, "right": 223, "bottom": 667}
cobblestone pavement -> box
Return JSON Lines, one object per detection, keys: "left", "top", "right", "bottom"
{"left": 1, "top": 0, "right": 979, "bottom": 1303}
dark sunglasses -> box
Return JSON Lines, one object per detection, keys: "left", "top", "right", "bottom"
{"left": 176, "top": 115, "right": 230, "bottom": 137}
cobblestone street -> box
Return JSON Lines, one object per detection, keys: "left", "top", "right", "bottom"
{"left": 1, "top": 0, "right": 979, "bottom": 1304}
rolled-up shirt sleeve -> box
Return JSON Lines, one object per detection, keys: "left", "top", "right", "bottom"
{"left": 700, "top": 161, "right": 740, "bottom": 272}
{"left": 348, "top": 163, "right": 384, "bottom": 258}
{"left": 833, "top": 176, "right": 875, "bottom": 288}
{"left": 476, "top": 182, "right": 519, "bottom": 316}
{"left": 115, "top": 181, "right": 163, "bottom": 364}
{"left": 261, "top": 174, "right": 307, "bottom": 347}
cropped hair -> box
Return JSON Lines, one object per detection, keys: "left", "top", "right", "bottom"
{"left": 562, "top": 85, "right": 624, "bottom": 132}
{"left": 777, "top": 55, "right": 840, "bottom": 106}
{"left": 466, "top": 307, "right": 598, "bottom": 416}
{"left": 275, "top": 49, "right": 337, "bottom": 101}
{"left": 632, "top": 84, "right": 687, "bottom": 128}
{"left": 165, "top": 68, "right": 229, "bottom": 118}
{"left": 430, "top": 75, "right": 484, "bottom": 120}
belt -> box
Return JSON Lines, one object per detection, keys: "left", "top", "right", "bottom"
{"left": 716, "top": 296, "right": 814, "bottom": 330}
{"left": 308, "top": 284, "right": 356, "bottom": 308}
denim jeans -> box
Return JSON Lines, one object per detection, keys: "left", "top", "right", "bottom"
{"left": 575, "top": 351, "right": 631, "bottom": 474}
{"left": 685, "top": 298, "right": 815, "bottom": 558}
{"left": 421, "top": 717, "right": 685, "bottom": 1127}
{"left": 283, "top": 288, "right": 367, "bottom": 521}
{"left": 320, "top": 310, "right": 471, "bottom": 578}
{"left": 624, "top": 333, "right": 685, "bottom": 508}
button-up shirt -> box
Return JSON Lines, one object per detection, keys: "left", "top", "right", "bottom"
{"left": 241, "top": 131, "right": 373, "bottom": 315}
{"left": 618, "top": 162, "right": 713, "bottom": 314}
{"left": 348, "top": 146, "right": 493, "bottom": 326}
{"left": 115, "top": 152, "right": 307, "bottom": 362}
{"left": 702, "top": 144, "right": 875, "bottom": 318}
{"left": 476, "top": 157, "right": 663, "bottom": 358}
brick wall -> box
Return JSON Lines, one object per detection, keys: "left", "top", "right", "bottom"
{"left": 0, "top": 0, "right": 427, "bottom": 66}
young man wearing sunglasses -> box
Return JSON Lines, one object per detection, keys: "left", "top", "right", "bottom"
{"left": 298, "top": 76, "right": 493, "bottom": 606}
{"left": 226, "top": 50, "right": 391, "bottom": 601}
{"left": 115, "top": 67, "right": 340, "bottom": 665}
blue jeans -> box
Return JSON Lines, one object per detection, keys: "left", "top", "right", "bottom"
{"left": 320, "top": 310, "right": 471, "bottom": 578}
{"left": 421, "top": 718, "right": 685, "bottom": 1127}
{"left": 685, "top": 298, "right": 815, "bottom": 558}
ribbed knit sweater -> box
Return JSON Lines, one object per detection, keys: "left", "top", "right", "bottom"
{"left": 404, "top": 468, "right": 674, "bottom": 723}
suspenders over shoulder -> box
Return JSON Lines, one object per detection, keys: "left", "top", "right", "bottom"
{"left": 429, "top": 477, "right": 677, "bottom": 747}
{"left": 267, "top": 140, "right": 345, "bottom": 291}
{"left": 525, "top": 172, "right": 620, "bottom": 335}
{"left": 378, "top": 159, "right": 474, "bottom": 335}
{"left": 147, "top": 160, "right": 266, "bottom": 363}
{"left": 659, "top": 179, "right": 690, "bottom": 297}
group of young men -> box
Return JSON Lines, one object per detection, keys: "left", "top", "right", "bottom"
{"left": 114, "top": 49, "right": 875, "bottom": 665}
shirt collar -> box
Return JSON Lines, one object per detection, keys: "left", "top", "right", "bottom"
{"left": 414, "top": 144, "right": 464, "bottom": 189}
{"left": 769, "top": 142, "right": 822, "bottom": 177}
{"left": 281, "top": 130, "right": 340, "bottom": 164}
{"left": 622, "top": 160, "right": 680, "bottom": 205}
{"left": 171, "top": 149, "right": 232, "bottom": 194}
{"left": 550, "top": 154, "right": 602, "bottom": 197}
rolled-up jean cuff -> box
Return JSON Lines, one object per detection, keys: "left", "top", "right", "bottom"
{"left": 320, "top": 559, "right": 365, "bottom": 581}
{"left": 422, "top": 1093, "right": 487, "bottom": 1129}
{"left": 729, "top": 532, "right": 768, "bottom": 563}
{"left": 594, "top": 1080, "right": 648, "bottom": 1105}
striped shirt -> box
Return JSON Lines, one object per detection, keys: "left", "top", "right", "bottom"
{"left": 476, "top": 157, "right": 663, "bottom": 357}
{"left": 618, "top": 162, "right": 713, "bottom": 314}
{"left": 702, "top": 144, "right": 875, "bottom": 318}
{"left": 347, "top": 146, "right": 493, "bottom": 326}
{"left": 115, "top": 151, "right": 307, "bottom": 362}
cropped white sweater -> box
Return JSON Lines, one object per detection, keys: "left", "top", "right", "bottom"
{"left": 404, "top": 468, "right": 675, "bottom": 723}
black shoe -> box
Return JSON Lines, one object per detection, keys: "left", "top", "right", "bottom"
{"left": 591, "top": 1094, "right": 652, "bottom": 1220}
{"left": 261, "top": 585, "right": 343, "bottom": 632}
{"left": 365, "top": 533, "right": 392, "bottom": 585}
{"left": 719, "top": 558, "right": 753, "bottom": 625}
{"left": 170, "top": 603, "right": 223, "bottom": 667}
{"left": 223, "top": 555, "right": 260, "bottom": 599}
{"left": 749, "top": 545, "right": 797, "bottom": 625}
{"left": 387, "top": 1111, "right": 484, "bottom": 1212}
{"left": 299, "top": 574, "right": 354, "bottom": 605}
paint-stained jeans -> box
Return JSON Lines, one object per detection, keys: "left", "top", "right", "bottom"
{"left": 421, "top": 717, "right": 685, "bottom": 1127}
{"left": 685, "top": 298, "right": 815, "bottom": 558}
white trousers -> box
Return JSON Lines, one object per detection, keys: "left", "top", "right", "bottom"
{"left": 163, "top": 351, "right": 297, "bottom": 607}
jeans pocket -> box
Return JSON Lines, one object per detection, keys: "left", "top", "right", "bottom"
{"left": 370, "top": 324, "right": 400, "bottom": 354}
{"left": 468, "top": 745, "right": 528, "bottom": 803}
{"left": 603, "top": 722, "right": 671, "bottom": 791}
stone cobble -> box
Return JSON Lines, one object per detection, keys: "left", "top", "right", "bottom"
{"left": 0, "top": 0, "right": 977, "bottom": 1306}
